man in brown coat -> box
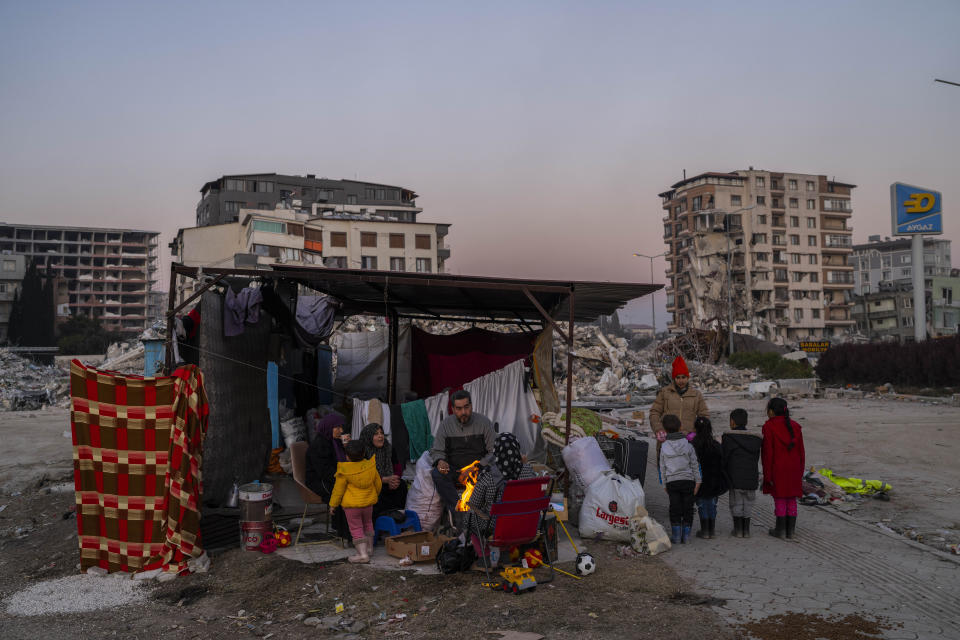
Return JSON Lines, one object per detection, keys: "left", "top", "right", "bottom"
{"left": 650, "top": 356, "right": 709, "bottom": 435}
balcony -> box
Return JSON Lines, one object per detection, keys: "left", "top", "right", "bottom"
{"left": 438, "top": 247, "right": 451, "bottom": 260}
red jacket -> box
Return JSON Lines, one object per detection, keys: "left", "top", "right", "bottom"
{"left": 761, "top": 417, "right": 805, "bottom": 498}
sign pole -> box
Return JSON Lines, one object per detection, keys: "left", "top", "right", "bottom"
{"left": 912, "top": 235, "right": 926, "bottom": 340}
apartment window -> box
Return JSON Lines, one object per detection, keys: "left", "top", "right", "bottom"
{"left": 794, "top": 308, "right": 804, "bottom": 321}
{"left": 389, "top": 233, "right": 405, "bottom": 249}
{"left": 809, "top": 254, "right": 818, "bottom": 265}
{"left": 416, "top": 258, "right": 432, "bottom": 273}
{"left": 790, "top": 216, "right": 799, "bottom": 227}
{"left": 900, "top": 255, "right": 911, "bottom": 264}
{"left": 282, "top": 248, "right": 301, "bottom": 261}
{"left": 788, "top": 179, "right": 798, "bottom": 190}
{"left": 390, "top": 257, "right": 405, "bottom": 272}
{"left": 755, "top": 252, "right": 769, "bottom": 262}
{"left": 807, "top": 217, "right": 817, "bottom": 228}
{"left": 251, "top": 244, "right": 275, "bottom": 257}
{"left": 790, "top": 234, "right": 800, "bottom": 246}
{"left": 756, "top": 196, "right": 766, "bottom": 205}
{"left": 792, "top": 290, "right": 804, "bottom": 300}
{"left": 364, "top": 188, "right": 375, "bottom": 199}
{"left": 224, "top": 201, "right": 242, "bottom": 214}
{"left": 941, "top": 288, "right": 954, "bottom": 304}
{"left": 757, "top": 214, "right": 767, "bottom": 225}
{"left": 791, "top": 253, "right": 802, "bottom": 264}
{"left": 902, "top": 268, "right": 911, "bottom": 277}
{"left": 346, "top": 194, "right": 357, "bottom": 205}
{"left": 252, "top": 220, "right": 286, "bottom": 233}
{"left": 772, "top": 198, "right": 781, "bottom": 208}
{"left": 772, "top": 234, "right": 785, "bottom": 246}
{"left": 256, "top": 181, "right": 274, "bottom": 193}
{"left": 225, "top": 179, "right": 245, "bottom": 191}
{"left": 808, "top": 236, "right": 817, "bottom": 247}
{"left": 810, "top": 272, "right": 819, "bottom": 283}
{"left": 789, "top": 198, "right": 799, "bottom": 208}
{"left": 755, "top": 176, "right": 766, "bottom": 188}
{"left": 771, "top": 179, "right": 780, "bottom": 190}
{"left": 415, "top": 234, "right": 431, "bottom": 250}
{"left": 330, "top": 232, "right": 347, "bottom": 248}
{"left": 361, "top": 256, "right": 378, "bottom": 270}
{"left": 806, "top": 180, "right": 815, "bottom": 191}
{"left": 692, "top": 196, "right": 702, "bottom": 212}
{"left": 774, "top": 268, "right": 788, "bottom": 282}
{"left": 752, "top": 233, "right": 768, "bottom": 244}
{"left": 360, "top": 232, "right": 377, "bottom": 248}
{"left": 812, "top": 309, "right": 821, "bottom": 319}
{"left": 792, "top": 272, "right": 805, "bottom": 282}
{"left": 731, "top": 195, "right": 742, "bottom": 206}
{"left": 2, "top": 260, "right": 15, "bottom": 272}
{"left": 324, "top": 256, "right": 347, "bottom": 268}
{"left": 806, "top": 199, "right": 816, "bottom": 210}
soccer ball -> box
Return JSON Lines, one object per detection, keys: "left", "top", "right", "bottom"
{"left": 575, "top": 552, "right": 596, "bottom": 576}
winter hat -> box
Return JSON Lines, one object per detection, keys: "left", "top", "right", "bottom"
{"left": 671, "top": 356, "right": 690, "bottom": 379}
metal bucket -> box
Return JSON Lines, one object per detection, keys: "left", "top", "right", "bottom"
{"left": 239, "top": 483, "right": 273, "bottom": 550}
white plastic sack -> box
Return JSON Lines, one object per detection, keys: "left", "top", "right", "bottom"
{"left": 638, "top": 515, "right": 671, "bottom": 555}
{"left": 578, "top": 471, "right": 646, "bottom": 542}
{"left": 405, "top": 451, "right": 443, "bottom": 531}
{"left": 562, "top": 437, "right": 611, "bottom": 488}
{"left": 280, "top": 416, "right": 306, "bottom": 448}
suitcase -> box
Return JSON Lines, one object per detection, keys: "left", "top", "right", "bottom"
{"left": 612, "top": 438, "right": 649, "bottom": 487}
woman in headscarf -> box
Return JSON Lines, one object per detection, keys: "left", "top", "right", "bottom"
{"left": 305, "top": 412, "right": 349, "bottom": 501}
{"left": 466, "top": 433, "right": 535, "bottom": 562}
{"left": 359, "top": 423, "right": 408, "bottom": 518}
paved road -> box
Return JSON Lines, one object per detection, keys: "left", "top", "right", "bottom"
{"left": 643, "top": 450, "right": 960, "bottom": 639}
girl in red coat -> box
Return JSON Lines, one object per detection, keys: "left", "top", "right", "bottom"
{"left": 761, "top": 397, "right": 805, "bottom": 539}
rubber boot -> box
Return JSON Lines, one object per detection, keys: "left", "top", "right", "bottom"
{"left": 731, "top": 516, "right": 743, "bottom": 538}
{"left": 349, "top": 539, "right": 370, "bottom": 563}
{"left": 696, "top": 515, "right": 710, "bottom": 539}
{"left": 707, "top": 518, "right": 716, "bottom": 538}
{"left": 681, "top": 525, "right": 692, "bottom": 544}
{"left": 785, "top": 515, "right": 797, "bottom": 540}
{"left": 670, "top": 525, "right": 681, "bottom": 544}
{"left": 768, "top": 516, "right": 786, "bottom": 539}
{"left": 742, "top": 518, "right": 751, "bottom": 538}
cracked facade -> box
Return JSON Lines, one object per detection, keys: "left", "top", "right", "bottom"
{"left": 659, "top": 170, "right": 856, "bottom": 344}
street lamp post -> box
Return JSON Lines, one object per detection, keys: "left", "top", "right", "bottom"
{"left": 633, "top": 251, "right": 668, "bottom": 339}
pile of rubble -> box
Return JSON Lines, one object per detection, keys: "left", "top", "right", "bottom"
{"left": 0, "top": 349, "right": 70, "bottom": 411}
{"left": 552, "top": 324, "right": 769, "bottom": 398}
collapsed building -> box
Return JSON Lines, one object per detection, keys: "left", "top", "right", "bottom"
{"left": 658, "top": 170, "right": 857, "bottom": 344}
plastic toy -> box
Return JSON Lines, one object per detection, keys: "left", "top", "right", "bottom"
{"left": 499, "top": 566, "right": 537, "bottom": 594}
{"left": 258, "top": 532, "right": 279, "bottom": 554}
{"left": 274, "top": 526, "right": 292, "bottom": 547}
{"left": 522, "top": 549, "right": 581, "bottom": 580}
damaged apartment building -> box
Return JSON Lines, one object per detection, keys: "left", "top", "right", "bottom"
{"left": 659, "top": 170, "right": 856, "bottom": 343}
{"left": 171, "top": 174, "right": 450, "bottom": 303}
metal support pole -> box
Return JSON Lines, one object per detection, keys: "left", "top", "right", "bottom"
{"left": 564, "top": 287, "right": 575, "bottom": 445}
{"left": 164, "top": 262, "right": 178, "bottom": 371}
{"left": 649, "top": 257, "right": 656, "bottom": 337}
{"left": 387, "top": 310, "right": 399, "bottom": 404}
{"left": 912, "top": 235, "right": 926, "bottom": 341}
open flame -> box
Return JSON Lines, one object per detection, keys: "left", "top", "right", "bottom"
{"left": 455, "top": 460, "right": 482, "bottom": 512}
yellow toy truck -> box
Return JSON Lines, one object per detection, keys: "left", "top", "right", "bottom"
{"left": 499, "top": 566, "right": 537, "bottom": 594}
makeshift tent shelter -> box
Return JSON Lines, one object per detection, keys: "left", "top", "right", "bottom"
{"left": 164, "top": 263, "right": 660, "bottom": 500}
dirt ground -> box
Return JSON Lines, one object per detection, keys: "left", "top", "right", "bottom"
{"left": 1, "top": 393, "right": 958, "bottom": 638}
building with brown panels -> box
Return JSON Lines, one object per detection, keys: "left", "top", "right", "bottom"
{"left": 658, "top": 169, "right": 855, "bottom": 344}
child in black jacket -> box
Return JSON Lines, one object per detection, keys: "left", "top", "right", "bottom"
{"left": 691, "top": 416, "right": 727, "bottom": 539}
{"left": 721, "top": 408, "right": 762, "bottom": 537}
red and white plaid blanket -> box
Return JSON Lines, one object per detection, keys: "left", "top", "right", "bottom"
{"left": 70, "top": 360, "right": 209, "bottom": 574}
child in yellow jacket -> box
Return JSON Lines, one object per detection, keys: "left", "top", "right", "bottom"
{"left": 330, "top": 440, "right": 383, "bottom": 563}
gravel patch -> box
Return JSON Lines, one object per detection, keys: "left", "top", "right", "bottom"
{"left": 4, "top": 574, "right": 149, "bottom": 615}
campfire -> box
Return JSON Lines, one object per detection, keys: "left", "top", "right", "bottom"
{"left": 455, "top": 461, "right": 482, "bottom": 512}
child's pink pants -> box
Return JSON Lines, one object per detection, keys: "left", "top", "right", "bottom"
{"left": 773, "top": 497, "right": 798, "bottom": 517}
{"left": 343, "top": 506, "right": 374, "bottom": 541}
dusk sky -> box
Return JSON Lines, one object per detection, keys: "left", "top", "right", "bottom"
{"left": 1, "top": 1, "right": 958, "bottom": 328}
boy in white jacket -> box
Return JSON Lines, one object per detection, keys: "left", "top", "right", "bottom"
{"left": 659, "top": 414, "right": 702, "bottom": 544}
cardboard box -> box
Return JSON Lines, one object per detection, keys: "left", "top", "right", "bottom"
{"left": 385, "top": 531, "right": 451, "bottom": 562}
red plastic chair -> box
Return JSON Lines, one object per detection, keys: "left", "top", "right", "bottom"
{"left": 478, "top": 476, "right": 553, "bottom": 581}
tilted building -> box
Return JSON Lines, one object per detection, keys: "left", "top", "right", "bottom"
{"left": 658, "top": 170, "right": 856, "bottom": 344}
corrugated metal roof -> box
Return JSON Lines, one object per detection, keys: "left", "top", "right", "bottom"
{"left": 172, "top": 264, "right": 661, "bottom": 324}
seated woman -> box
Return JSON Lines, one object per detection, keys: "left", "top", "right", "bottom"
{"left": 359, "top": 423, "right": 408, "bottom": 519}
{"left": 466, "top": 433, "right": 534, "bottom": 563}
{"left": 305, "top": 412, "right": 350, "bottom": 539}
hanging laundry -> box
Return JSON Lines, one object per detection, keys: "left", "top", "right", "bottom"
{"left": 224, "top": 287, "right": 263, "bottom": 337}
{"left": 351, "top": 397, "right": 368, "bottom": 440}
{"left": 367, "top": 398, "right": 384, "bottom": 427}
{"left": 401, "top": 399, "right": 433, "bottom": 461}
{"left": 464, "top": 358, "right": 543, "bottom": 458}
{"left": 295, "top": 295, "right": 337, "bottom": 339}
{"left": 423, "top": 390, "right": 449, "bottom": 437}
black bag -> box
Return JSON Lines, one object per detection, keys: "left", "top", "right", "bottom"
{"left": 435, "top": 537, "right": 476, "bottom": 574}
{"left": 612, "top": 438, "right": 649, "bottom": 486}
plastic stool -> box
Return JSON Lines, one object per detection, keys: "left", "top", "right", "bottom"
{"left": 374, "top": 510, "right": 422, "bottom": 544}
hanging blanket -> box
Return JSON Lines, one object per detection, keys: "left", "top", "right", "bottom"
{"left": 70, "top": 360, "right": 210, "bottom": 575}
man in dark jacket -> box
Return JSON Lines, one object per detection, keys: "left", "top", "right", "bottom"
{"left": 430, "top": 390, "right": 496, "bottom": 531}
{"left": 721, "top": 408, "right": 762, "bottom": 538}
